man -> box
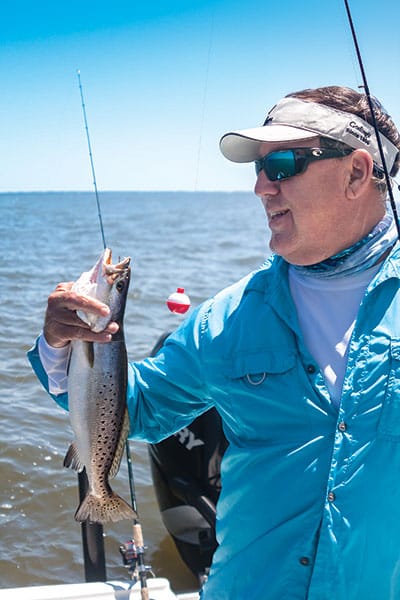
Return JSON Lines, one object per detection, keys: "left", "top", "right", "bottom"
{"left": 29, "top": 86, "right": 400, "bottom": 599}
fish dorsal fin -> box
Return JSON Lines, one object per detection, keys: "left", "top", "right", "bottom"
{"left": 63, "top": 442, "right": 85, "bottom": 473}
{"left": 109, "top": 409, "right": 130, "bottom": 479}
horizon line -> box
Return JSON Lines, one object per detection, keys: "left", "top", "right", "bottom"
{"left": 0, "top": 189, "right": 254, "bottom": 194}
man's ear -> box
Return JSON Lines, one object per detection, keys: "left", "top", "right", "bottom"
{"left": 345, "top": 149, "right": 374, "bottom": 198}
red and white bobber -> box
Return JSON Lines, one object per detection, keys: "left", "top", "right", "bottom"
{"left": 166, "top": 288, "right": 191, "bottom": 314}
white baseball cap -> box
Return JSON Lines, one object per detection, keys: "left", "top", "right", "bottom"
{"left": 220, "top": 97, "right": 398, "bottom": 173}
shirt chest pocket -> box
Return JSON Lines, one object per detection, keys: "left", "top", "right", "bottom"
{"left": 377, "top": 340, "right": 400, "bottom": 441}
{"left": 222, "top": 350, "right": 311, "bottom": 442}
{"left": 226, "top": 350, "right": 296, "bottom": 385}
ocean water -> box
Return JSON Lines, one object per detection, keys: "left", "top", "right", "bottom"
{"left": 0, "top": 191, "right": 269, "bottom": 593}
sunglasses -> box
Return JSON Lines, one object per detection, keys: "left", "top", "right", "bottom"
{"left": 254, "top": 146, "right": 354, "bottom": 182}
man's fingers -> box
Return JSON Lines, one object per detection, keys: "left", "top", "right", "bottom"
{"left": 44, "top": 322, "right": 118, "bottom": 347}
{"left": 48, "top": 283, "right": 110, "bottom": 318}
{"left": 43, "top": 281, "right": 117, "bottom": 348}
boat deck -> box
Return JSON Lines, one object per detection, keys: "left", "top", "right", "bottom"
{"left": 0, "top": 577, "right": 200, "bottom": 600}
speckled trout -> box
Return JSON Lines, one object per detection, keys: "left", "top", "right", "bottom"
{"left": 64, "top": 248, "right": 136, "bottom": 524}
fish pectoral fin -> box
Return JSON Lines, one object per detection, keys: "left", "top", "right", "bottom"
{"left": 63, "top": 442, "right": 85, "bottom": 472}
{"left": 109, "top": 409, "right": 130, "bottom": 479}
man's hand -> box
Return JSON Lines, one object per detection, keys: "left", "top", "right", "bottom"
{"left": 43, "top": 282, "right": 119, "bottom": 348}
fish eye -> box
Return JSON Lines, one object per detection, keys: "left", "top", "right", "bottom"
{"left": 116, "top": 280, "right": 125, "bottom": 292}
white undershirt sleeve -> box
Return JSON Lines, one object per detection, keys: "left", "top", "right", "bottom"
{"left": 38, "top": 334, "right": 70, "bottom": 395}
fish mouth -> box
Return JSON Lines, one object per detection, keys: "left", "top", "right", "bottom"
{"left": 103, "top": 250, "right": 131, "bottom": 284}
{"left": 88, "top": 248, "right": 131, "bottom": 284}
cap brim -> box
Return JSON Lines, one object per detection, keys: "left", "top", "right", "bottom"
{"left": 220, "top": 125, "right": 319, "bottom": 163}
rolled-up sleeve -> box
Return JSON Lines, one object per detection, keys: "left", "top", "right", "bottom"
{"left": 27, "top": 336, "right": 69, "bottom": 411}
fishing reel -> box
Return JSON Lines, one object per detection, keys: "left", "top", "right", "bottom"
{"left": 119, "top": 539, "right": 138, "bottom": 571}
{"left": 119, "top": 538, "right": 154, "bottom": 582}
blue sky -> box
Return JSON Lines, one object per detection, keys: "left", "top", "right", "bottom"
{"left": 1, "top": 0, "right": 399, "bottom": 191}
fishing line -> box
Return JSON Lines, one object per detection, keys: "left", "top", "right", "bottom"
{"left": 343, "top": 0, "right": 400, "bottom": 238}
{"left": 77, "top": 70, "right": 107, "bottom": 250}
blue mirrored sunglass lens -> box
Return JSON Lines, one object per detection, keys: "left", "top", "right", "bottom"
{"left": 255, "top": 150, "right": 297, "bottom": 181}
{"left": 266, "top": 151, "right": 297, "bottom": 180}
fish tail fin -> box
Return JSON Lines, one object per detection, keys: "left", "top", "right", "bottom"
{"left": 74, "top": 491, "right": 137, "bottom": 524}
{"left": 64, "top": 442, "right": 84, "bottom": 472}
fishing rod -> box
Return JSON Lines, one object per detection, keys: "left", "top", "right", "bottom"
{"left": 77, "top": 71, "right": 151, "bottom": 598}
{"left": 343, "top": 0, "right": 400, "bottom": 238}
{"left": 120, "top": 442, "right": 152, "bottom": 598}
{"left": 77, "top": 70, "right": 107, "bottom": 250}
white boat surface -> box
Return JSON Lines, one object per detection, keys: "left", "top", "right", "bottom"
{"left": 0, "top": 577, "right": 200, "bottom": 600}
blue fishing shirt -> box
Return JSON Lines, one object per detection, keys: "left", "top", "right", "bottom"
{"left": 28, "top": 247, "right": 400, "bottom": 599}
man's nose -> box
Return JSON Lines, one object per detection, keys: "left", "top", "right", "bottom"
{"left": 254, "top": 169, "right": 280, "bottom": 199}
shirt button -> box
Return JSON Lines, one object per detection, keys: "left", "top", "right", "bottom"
{"left": 328, "top": 491, "right": 336, "bottom": 502}
{"left": 338, "top": 421, "right": 347, "bottom": 432}
{"left": 306, "top": 364, "right": 316, "bottom": 374}
{"left": 299, "top": 556, "right": 310, "bottom": 566}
